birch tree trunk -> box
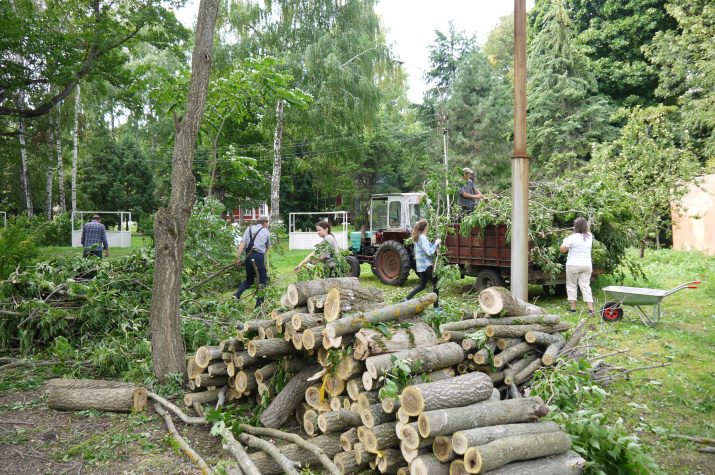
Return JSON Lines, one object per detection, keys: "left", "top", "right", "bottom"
{"left": 149, "top": 0, "right": 220, "bottom": 383}
{"left": 46, "top": 119, "right": 55, "bottom": 221}
{"left": 71, "top": 85, "right": 79, "bottom": 212}
{"left": 54, "top": 105, "right": 66, "bottom": 213}
{"left": 270, "top": 99, "right": 284, "bottom": 225}
{"left": 19, "top": 116, "right": 33, "bottom": 215}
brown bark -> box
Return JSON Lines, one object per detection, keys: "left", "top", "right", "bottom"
{"left": 45, "top": 379, "right": 141, "bottom": 391}
{"left": 401, "top": 371, "right": 493, "bottom": 416}
{"left": 260, "top": 363, "right": 322, "bottom": 429}
{"left": 195, "top": 346, "right": 223, "bottom": 369}
{"left": 48, "top": 387, "right": 147, "bottom": 412}
{"left": 235, "top": 370, "right": 258, "bottom": 393}
{"left": 410, "top": 454, "right": 450, "bottom": 475}
{"left": 463, "top": 431, "right": 572, "bottom": 473}
{"left": 478, "top": 287, "right": 546, "bottom": 316}
{"left": 219, "top": 338, "right": 242, "bottom": 352}
{"left": 357, "top": 391, "right": 380, "bottom": 409}
{"left": 365, "top": 342, "right": 464, "bottom": 379}
{"left": 340, "top": 427, "right": 359, "bottom": 451}
{"left": 485, "top": 323, "right": 570, "bottom": 338}
{"left": 451, "top": 421, "right": 562, "bottom": 455}
{"left": 361, "top": 403, "right": 395, "bottom": 428}
{"left": 195, "top": 374, "right": 228, "bottom": 388}
{"left": 439, "top": 315, "right": 559, "bottom": 333}
{"left": 208, "top": 362, "right": 229, "bottom": 377}
{"left": 254, "top": 361, "right": 279, "bottom": 384}
{"left": 336, "top": 408, "right": 363, "bottom": 427}
{"left": 248, "top": 432, "right": 343, "bottom": 475}
{"left": 150, "top": 0, "right": 220, "bottom": 383}
{"left": 353, "top": 442, "right": 369, "bottom": 465}
{"left": 325, "top": 293, "right": 438, "bottom": 339}
{"left": 292, "top": 313, "right": 324, "bottom": 331}
{"left": 334, "top": 450, "right": 368, "bottom": 474}
{"left": 244, "top": 319, "right": 273, "bottom": 333}
{"left": 496, "top": 337, "right": 522, "bottom": 350}
{"left": 479, "top": 450, "right": 585, "bottom": 475}
{"left": 317, "top": 411, "right": 352, "bottom": 433}
{"left": 286, "top": 278, "right": 361, "bottom": 307}
{"left": 248, "top": 338, "right": 298, "bottom": 357}
{"left": 376, "top": 447, "right": 402, "bottom": 473}
{"left": 353, "top": 322, "right": 438, "bottom": 360}
{"left": 323, "top": 287, "right": 385, "bottom": 321}
{"left": 363, "top": 422, "right": 400, "bottom": 453}
{"left": 417, "top": 397, "right": 549, "bottom": 438}
{"left": 494, "top": 342, "right": 536, "bottom": 368}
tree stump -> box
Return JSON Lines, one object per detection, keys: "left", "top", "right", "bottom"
{"left": 478, "top": 287, "right": 546, "bottom": 316}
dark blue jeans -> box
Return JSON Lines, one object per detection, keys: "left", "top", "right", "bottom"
{"left": 405, "top": 265, "right": 439, "bottom": 307}
{"left": 83, "top": 249, "right": 103, "bottom": 259}
{"left": 234, "top": 251, "right": 267, "bottom": 308}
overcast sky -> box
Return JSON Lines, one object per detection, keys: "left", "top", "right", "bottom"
{"left": 175, "top": 0, "right": 534, "bottom": 102}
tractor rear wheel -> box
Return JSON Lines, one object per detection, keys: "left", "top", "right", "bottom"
{"left": 374, "top": 240, "right": 412, "bottom": 286}
{"left": 345, "top": 256, "right": 361, "bottom": 278}
{"left": 476, "top": 268, "right": 506, "bottom": 292}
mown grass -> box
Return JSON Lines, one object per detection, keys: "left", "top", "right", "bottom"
{"left": 40, "top": 233, "right": 151, "bottom": 261}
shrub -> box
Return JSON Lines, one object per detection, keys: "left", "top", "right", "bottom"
{"left": 0, "top": 218, "right": 39, "bottom": 279}
{"left": 38, "top": 212, "right": 72, "bottom": 246}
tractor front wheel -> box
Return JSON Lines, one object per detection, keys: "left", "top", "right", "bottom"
{"left": 345, "top": 256, "right": 361, "bottom": 278}
{"left": 374, "top": 240, "right": 412, "bottom": 286}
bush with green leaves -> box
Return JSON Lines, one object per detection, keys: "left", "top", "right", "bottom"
{"left": 0, "top": 217, "right": 39, "bottom": 279}
{"left": 530, "top": 360, "right": 664, "bottom": 474}
{"left": 37, "top": 212, "right": 72, "bottom": 246}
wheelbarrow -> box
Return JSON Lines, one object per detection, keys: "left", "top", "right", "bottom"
{"left": 601, "top": 281, "right": 701, "bottom": 327}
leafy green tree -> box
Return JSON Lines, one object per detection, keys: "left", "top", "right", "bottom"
{"left": 645, "top": 0, "right": 715, "bottom": 161}
{"left": 425, "top": 21, "right": 476, "bottom": 92}
{"left": 528, "top": 0, "right": 677, "bottom": 108}
{"left": 527, "top": 0, "right": 615, "bottom": 172}
{"left": 482, "top": 14, "right": 514, "bottom": 80}
{"left": 446, "top": 48, "right": 513, "bottom": 191}
{"left": 0, "top": 0, "right": 189, "bottom": 125}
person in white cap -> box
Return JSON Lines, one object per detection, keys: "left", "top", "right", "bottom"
{"left": 457, "top": 167, "right": 488, "bottom": 215}
{"left": 232, "top": 215, "right": 271, "bottom": 309}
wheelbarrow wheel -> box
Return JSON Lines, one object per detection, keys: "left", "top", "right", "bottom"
{"left": 601, "top": 301, "right": 623, "bottom": 323}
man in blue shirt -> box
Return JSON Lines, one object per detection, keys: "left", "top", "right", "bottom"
{"left": 81, "top": 214, "right": 109, "bottom": 259}
{"left": 232, "top": 215, "right": 271, "bottom": 309}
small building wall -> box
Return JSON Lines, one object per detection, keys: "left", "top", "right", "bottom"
{"left": 671, "top": 174, "right": 715, "bottom": 255}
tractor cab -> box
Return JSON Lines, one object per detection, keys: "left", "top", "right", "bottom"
{"left": 347, "top": 193, "right": 427, "bottom": 285}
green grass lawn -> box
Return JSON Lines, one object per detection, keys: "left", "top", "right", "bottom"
{"left": 40, "top": 233, "right": 152, "bottom": 261}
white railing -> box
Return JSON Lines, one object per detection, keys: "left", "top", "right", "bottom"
{"left": 71, "top": 211, "right": 132, "bottom": 248}
{"left": 289, "top": 211, "right": 349, "bottom": 250}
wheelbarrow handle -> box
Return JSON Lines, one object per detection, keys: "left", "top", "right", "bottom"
{"left": 664, "top": 281, "right": 703, "bottom": 296}
{"left": 687, "top": 286, "right": 698, "bottom": 289}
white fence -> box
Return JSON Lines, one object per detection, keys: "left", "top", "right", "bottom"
{"left": 71, "top": 211, "right": 132, "bottom": 248}
{"left": 289, "top": 211, "right": 349, "bottom": 250}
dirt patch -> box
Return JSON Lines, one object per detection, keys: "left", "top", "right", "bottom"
{"left": 0, "top": 387, "right": 222, "bottom": 474}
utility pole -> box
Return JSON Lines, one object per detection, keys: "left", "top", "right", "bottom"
{"left": 511, "top": 0, "right": 529, "bottom": 300}
{"left": 440, "top": 103, "right": 450, "bottom": 215}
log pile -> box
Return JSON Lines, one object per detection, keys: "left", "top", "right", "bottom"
{"left": 182, "top": 280, "right": 587, "bottom": 474}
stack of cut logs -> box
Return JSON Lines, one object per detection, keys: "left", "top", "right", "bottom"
{"left": 184, "top": 278, "right": 587, "bottom": 474}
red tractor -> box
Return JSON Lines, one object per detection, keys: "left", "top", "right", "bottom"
{"left": 347, "top": 192, "right": 602, "bottom": 291}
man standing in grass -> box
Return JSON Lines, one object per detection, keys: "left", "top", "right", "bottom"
{"left": 81, "top": 214, "right": 109, "bottom": 259}
{"left": 233, "top": 215, "right": 271, "bottom": 309}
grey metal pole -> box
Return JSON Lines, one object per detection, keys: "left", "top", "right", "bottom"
{"left": 511, "top": 0, "right": 529, "bottom": 300}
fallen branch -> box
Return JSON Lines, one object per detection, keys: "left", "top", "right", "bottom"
{"left": 698, "top": 447, "right": 715, "bottom": 454}
{"left": 239, "top": 424, "right": 342, "bottom": 475}
{"left": 153, "top": 403, "right": 214, "bottom": 475}
{"left": 587, "top": 348, "right": 631, "bottom": 361}
{"left": 146, "top": 391, "right": 207, "bottom": 425}
{"left": 188, "top": 263, "right": 238, "bottom": 291}
{"left": 669, "top": 434, "right": 715, "bottom": 445}
{"left": 217, "top": 428, "right": 259, "bottom": 475}
{"left": 237, "top": 432, "right": 299, "bottom": 475}
{"left": 0, "top": 359, "right": 86, "bottom": 372}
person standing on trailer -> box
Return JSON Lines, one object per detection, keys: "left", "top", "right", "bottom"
{"left": 560, "top": 217, "right": 595, "bottom": 315}
{"left": 458, "top": 167, "right": 489, "bottom": 215}
{"left": 233, "top": 215, "right": 271, "bottom": 309}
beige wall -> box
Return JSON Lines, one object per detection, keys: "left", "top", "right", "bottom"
{"left": 671, "top": 174, "right": 715, "bottom": 255}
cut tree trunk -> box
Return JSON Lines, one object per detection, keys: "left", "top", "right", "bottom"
{"left": 485, "top": 323, "right": 570, "bottom": 338}
{"left": 235, "top": 371, "right": 258, "bottom": 393}
{"left": 195, "top": 346, "right": 223, "bottom": 369}
{"left": 353, "top": 322, "right": 437, "bottom": 360}
{"left": 363, "top": 421, "right": 399, "bottom": 453}
{"left": 542, "top": 335, "right": 566, "bottom": 366}
{"left": 323, "top": 287, "right": 385, "bottom": 321}
{"left": 417, "top": 397, "right": 549, "bottom": 438}
{"left": 494, "top": 342, "right": 536, "bottom": 367}
{"left": 149, "top": 0, "right": 220, "bottom": 384}
{"left": 184, "top": 388, "right": 222, "bottom": 406}
{"left": 479, "top": 449, "right": 585, "bottom": 475}
{"left": 365, "top": 342, "right": 465, "bottom": 379}
{"left": 254, "top": 361, "right": 279, "bottom": 384}
{"left": 409, "top": 454, "right": 450, "bottom": 475}
{"left": 376, "top": 447, "right": 402, "bottom": 474}
{"left": 503, "top": 355, "right": 538, "bottom": 386}
{"left": 260, "top": 363, "right": 322, "bottom": 429}
{"left": 248, "top": 338, "right": 298, "bottom": 357}
{"left": 401, "top": 371, "right": 493, "bottom": 416}
{"left": 340, "top": 427, "right": 359, "bottom": 451}
{"left": 337, "top": 408, "right": 363, "bottom": 427}
{"left": 45, "top": 379, "right": 141, "bottom": 391}
{"left": 471, "top": 340, "right": 498, "bottom": 365}
{"left": 451, "top": 421, "right": 562, "bottom": 454}
{"left": 195, "top": 374, "right": 228, "bottom": 388}
{"left": 292, "top": 313, "right": 324, "bottom": 331}
{"left": 463, "top": 431, "right": 571, "bottom": 473}
{"left": 361, "top": 403, "right": 395, "bottom": 428}
{"left": 432, "top": 435, "right": 457, "bottom": 462}
{"left": 478, "top": 287, "right": 546, "bottom": 316}
{"left": 513, "top": 358, "right": 545, "bottom": 384}
{"left": 335, "top": 354, "right": 365, "bottom": 381}
{"left": 302, "top": 325, "right": 325, "bottom": 350}
{"left": 439, "top": 315, "right": 559, "bottom": 333}
{"left": 48, "top": 387, "right": 147, "bottom": 412}
{"left": 244, "top": 319, "right": 273, "bottom": 333}
{"left": 334, "top": 450, "right": 367, "bottom": 474}
{"left": 325, "top": 293, "right": 437, "bottom": 339}
{"left": 317, "top": 411, "right": 352, "bottom": 433}
{"left": 248, "top": 432, "right": 343, "bottom": 475}
{"left": 353, "top": 442, "right": 369, "bottom": 465}
{"left": 286, "top": 278, "right": 361, "bottom": 307}
{"left": 357, "top": 391, "right": 380, "bottom": 409}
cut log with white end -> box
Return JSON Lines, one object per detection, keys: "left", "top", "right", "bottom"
{"left": 409, "top": 454, "right": 450, "bottom": 475}
{"left": 382, "top": 396, "right": 400, "bottom": 414}
{"left": 513, "top": 358, "right": 545, "bottom": 385}
{"left": 463, "top": 431, "right": 572, "bottom": 474}
{"left": 357, "top": 391, "right": 380, "bottom": 409}
{"left": 340, "top": 427, "right": 359, "bottom": 451}
{"left": 451, "top": 421, "right": 562, "bottom": 455}
{"left": 324, "top": 286, "right": 386, "bottom": 322}
{"left": 195, "top": 346, "right": 223, "bottom": 368}
{"left": 365, "top": 342, "right": 465, "bottom": 379}
{"left": 353, "top": 322, "right": 438, "bottom": 360}
{"left": 439, "top": 315, "right": 559, "bottom": 333}
{"left": 248, "top": 338, "right": 299, "bottom": 357}
{"left": 335, "top": 353, "right": 365, "bottom": 381}
{"left": 495, "top": 342, "right": 536, "bottom": 367}
{"left": 235, "top": 371, "right": 258, "bottom": 393}
{"left": 361, "top": 403, "right": 396, "bottom": 428}
{"left": 376, "top": 447, "right": 402, "bottom": 474}
{"left": 292, "top": 313, "right": 324, "bottom": 331}
{"left": 400, "top": 440, "right": 430, "bottom": 464}
{"left": 353, "top": 442, "right": 369, "bottom": 465}
{"left": 400, "top": 371, "right": 493, "bottom": 416}
{"left": 432, "top": 435, "right": 457, "bottom": 462}
{"left": 254, "top": 361, "right": 279, "bottom": 384}
{"left": 317, "top": 411, "right": 351, "bottom": 434}
{"left": 325, "top": 293, "right": 438, "bottom": 339}
{"left": 302, "top": 325, "right": 325, "bottom": 350}
{"left": 260, "top": 363, "right": 322, "bottom": 429}
{"left": 362, "top": 372, "right": 375, "bottom": 392}
{"left": 286, "top": 278, "right": 361, "bottom": 307}
{"left": 183, "top": 388, "right": 222, "bottom": 407}
{"left": 503, "top": 355, "right": 538, "bottom": 386}
{"left": 449, "top": 459, "right": 470, "bottom": 475}
{"left": 363, "top": 422, "right": 400, "bottom": 453}
{"left": 334, "top": 450, "right": 368, "bottom": 474}
{"left": 417, "top": 397, "right": 549, "bottom": 438}
{"left": 48, "top": 387, "right": 147, "bottom": 412}
{"left": 400, "top": 422, "right": 421, "bottom": 450}
{"left": 478, "top": 287, "right": 546, "bottom": 316}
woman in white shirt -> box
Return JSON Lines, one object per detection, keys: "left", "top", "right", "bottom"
{"left": 294, "top": 220, "right": 340, "bottom": 277}
{"left": 560, "top": 217, "right": 595, "bottom": 315}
